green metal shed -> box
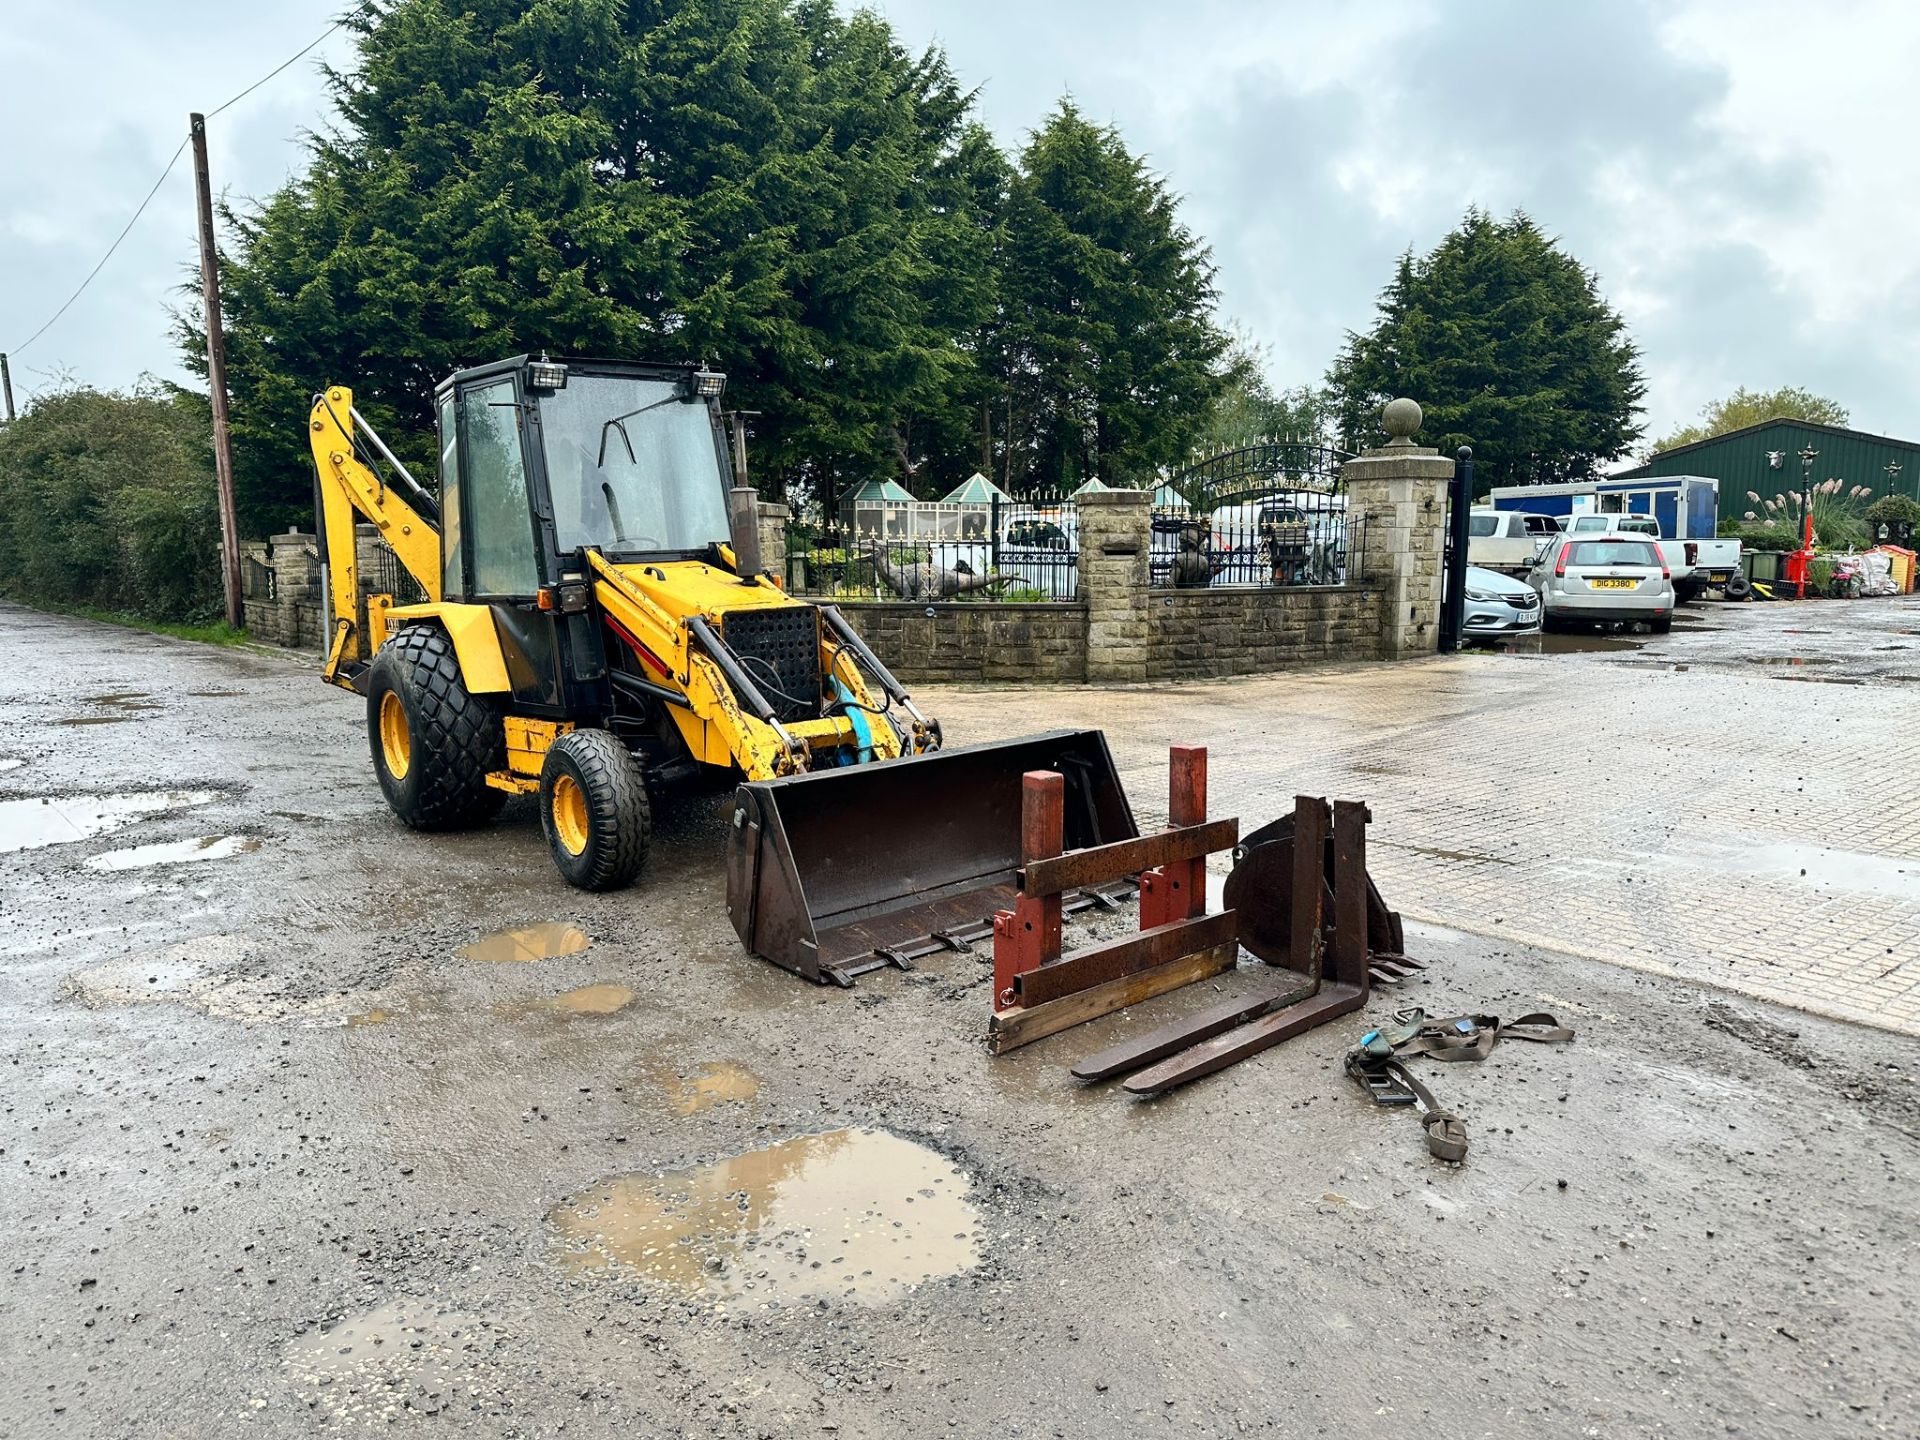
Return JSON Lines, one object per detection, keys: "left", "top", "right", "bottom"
{"left": 1615, "top": 418, "right": 1920, "bottom": 525}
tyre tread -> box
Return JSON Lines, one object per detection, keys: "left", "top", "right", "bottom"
{"left": 367, "top": 626, "right": 505, "bottom": 831}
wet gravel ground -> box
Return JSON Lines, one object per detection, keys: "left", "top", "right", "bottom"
{"left": 3, "top": 600, "right": 1917, "bottom": 1439}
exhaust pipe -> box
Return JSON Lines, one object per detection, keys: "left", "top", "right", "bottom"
{"left": 728, "top": 486, "right": 764, "bottom": 578}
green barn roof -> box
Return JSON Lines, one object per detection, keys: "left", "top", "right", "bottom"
{"left": 1615, "top": 417, "right": 1920, "bottom": 523}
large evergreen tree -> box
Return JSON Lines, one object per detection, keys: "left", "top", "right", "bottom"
{"left": 1328, "top": 209, "right": 1644, "bottom": 488}
{"left": 988, "top": 102, "right": 1228, "bottom": 490}
{"left": 198, "top": 0, "right": 999, "bottom": 529}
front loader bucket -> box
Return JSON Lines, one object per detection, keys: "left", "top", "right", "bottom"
{"left": 726, "top": 729, "right": 1138, "bottom": 985}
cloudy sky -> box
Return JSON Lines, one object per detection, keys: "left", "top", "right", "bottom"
{"left": 2, "top": 0, "right": 1915, "bottom": 450}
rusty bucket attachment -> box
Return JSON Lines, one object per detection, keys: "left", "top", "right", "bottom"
{"left": 726, "top": 729, "right": 1137, "bottom": 986}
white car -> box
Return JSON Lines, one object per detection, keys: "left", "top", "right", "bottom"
{"left": 1467, "top": 510, "right": 1560, "bottom": 573}
{"left": 1527, "top": 535, "right": 1676, "bottom": 632}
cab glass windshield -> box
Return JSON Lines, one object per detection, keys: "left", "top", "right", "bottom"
{"left": 538, "top": 374, "right": 731, "bottom": 556}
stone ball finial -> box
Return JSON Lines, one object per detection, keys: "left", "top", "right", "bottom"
{"left": 1382, "top": 397, "right": 1422, "bottom": 446}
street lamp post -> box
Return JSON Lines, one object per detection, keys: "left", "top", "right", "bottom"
{"left": 1785, "top": 444, "right": 1819, "bottom": 599}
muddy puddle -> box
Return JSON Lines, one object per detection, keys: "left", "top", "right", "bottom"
{"left": 549, "top": 1128, "right": 982, "bottom": 1307}
{"left": 83, "top": 691, "right": 163, "bottom": 710}
{"left": 458, "top": 922, "right": 592, "bottom": 963}
{"left": 56, "top": 715, "right": 133, "bottom": 727}
{"left": 0, "top": 789, "right": 217, "bottom": 854}
{"left": 84, "top": 834, "right": 262, "bottom": 871}
{"left": 644, "top": 1059, "right": 762, "bottom": 1115}
{"left": 1743, "top": 655, "right": 1836, "bottom": 666}
{"left": 496, "top": 983, "right": 637, "bottom": 1019}
{"left": 283, "top": 1298, "right": 501, "bottom": 1421}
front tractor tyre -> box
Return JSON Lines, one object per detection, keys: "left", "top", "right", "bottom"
{"left": 539, "top": 729, "right": 651, "bottom": 892}
{"left": 364, "top": 626, "right": 506, "bottom": 831}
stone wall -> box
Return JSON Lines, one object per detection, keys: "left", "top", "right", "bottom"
{"left": 832, "top": 601, "right": 1089, "bottom": 684}
{"left": 1143, "top": 586, "right": 1385, "bottom": 679}
{"left": 241, "top": 532, "right": 325, "bottom": 651}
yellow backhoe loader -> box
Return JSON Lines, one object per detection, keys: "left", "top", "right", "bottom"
{"left": 309, "top": 355, "right": 1136, "bottom": 985}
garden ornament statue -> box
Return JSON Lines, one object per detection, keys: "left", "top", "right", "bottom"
{"left": 868, "top": 540, "right": 1012, "bottom": 601}
{"left": 1172, "top": 521, "right": 1212, "bottom": 588}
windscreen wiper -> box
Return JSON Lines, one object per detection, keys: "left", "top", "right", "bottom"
{"left": 596, "top": 395, "right": 681, "bottom": 468}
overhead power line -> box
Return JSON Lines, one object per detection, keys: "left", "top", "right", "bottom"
{"left": 6, "top": 19, "right": 343, "bottom": 359}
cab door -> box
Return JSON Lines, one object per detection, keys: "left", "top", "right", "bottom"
{"left": 454, "top": 374, "right": 567, "bottom": 709}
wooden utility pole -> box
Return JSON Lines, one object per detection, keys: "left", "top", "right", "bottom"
{"left": 190, "top": 112, "right": 244, "bottom": 628}
{"left": 0, "top": 353, "right": 15, "bottom": 423}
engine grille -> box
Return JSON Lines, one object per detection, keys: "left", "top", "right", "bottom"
{"left": 722, "top": 606, "right": 822, "bottom": 723}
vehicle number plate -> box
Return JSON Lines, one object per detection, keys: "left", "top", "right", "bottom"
{"left": 1590, "top": 577, "right": 1635, "bottom": 590}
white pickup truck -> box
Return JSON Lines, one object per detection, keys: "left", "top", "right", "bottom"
{"left": 1548, "top": 513, "right": 1741, "bottom": 602}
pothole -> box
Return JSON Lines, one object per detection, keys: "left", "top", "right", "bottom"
{"left": 83, "top": 691, "right": 163, "bottom": 710}
{"left": 0, "top": 758, "right": 24, "bottom": 773}
{"left": 0, "top": 790, "right": 218, "bottom": 854}
{"left": 645, "top": 1060, "right": 762, "bottom": 1115}
{"left": 496, "top": 983, "right": 637, "bottom": 1019}
{"left": 67, "top": 934, "right": 374, "bottom": 1024}
{"left": 84, "top": 835, "right": 262, "bottom": 871}
{"left": 549, "top": 1128, "right": 983, "bottom": 1308}
{"left": 283, "top": 1298, "right": 502, "bottom": 1422}
{"left": 55, "top": 715, "right": 133, "bottom": 727}
{"left": 457, "top": 923, "right": 592, "bottom": 963}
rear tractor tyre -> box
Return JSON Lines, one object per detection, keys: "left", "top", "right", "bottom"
{"left": 365, "top": 626, "right": 506, "bottom": 831}
{"left": 539, "top": 729, "right": 651, "bottom": 892}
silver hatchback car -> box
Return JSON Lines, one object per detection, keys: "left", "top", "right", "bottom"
{"left": 1527, "top": 535, "right": 1675, "bottom": 632}
{"left": 1462, "top": 564, "right": 1542, "bottom": 639}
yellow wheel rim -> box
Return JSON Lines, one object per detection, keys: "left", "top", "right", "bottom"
{"left": 378, "top": 692, "right": 411, "bottom": 780}
{"left": 551, "top": 774, "right": 590, "bottom": 857}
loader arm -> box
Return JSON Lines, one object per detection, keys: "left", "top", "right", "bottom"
{"left": 307, "top": 386, "right": 442, "bottom": 688}
{"left": 584, "top": 549, "right": 808, "bottom": 779}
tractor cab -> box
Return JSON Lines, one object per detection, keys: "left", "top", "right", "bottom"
{"left": 428, "top": 356, "right": 742, "bottom": 716}
{"left": 436, "top": 355, "right": 735, "bottom": 596}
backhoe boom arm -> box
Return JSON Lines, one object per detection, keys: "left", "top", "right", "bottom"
{"left": 308, "top": 386, "right": 441, "bottom": 686}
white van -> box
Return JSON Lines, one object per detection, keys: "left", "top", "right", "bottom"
{"left": 1468, "top": 509, "right": 1558, "bottom": 573}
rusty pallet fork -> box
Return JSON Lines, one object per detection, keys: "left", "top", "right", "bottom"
{"left": 982, "top": 746, "right": 1422, "bottom": 1093}
{"left": 1078, "top": 795, "right": 1417, "bottom": 1094}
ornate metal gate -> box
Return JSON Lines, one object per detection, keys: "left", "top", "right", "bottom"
{"left": 1155, "top": 442, "right": 1355, "bottom": 588}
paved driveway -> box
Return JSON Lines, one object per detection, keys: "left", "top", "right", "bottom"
{"left": 930, "top": 596, "right": 1920, "bottom": 1036}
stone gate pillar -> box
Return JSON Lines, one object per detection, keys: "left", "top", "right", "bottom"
{"left": 1340, "top": 399, "right": 1455, "bottom": 659}
{"left": 756, "top": 501, "right": 790, "bottom": 582}
{"left": 1078, "top": 488, "right": 1152, "bottom": 683}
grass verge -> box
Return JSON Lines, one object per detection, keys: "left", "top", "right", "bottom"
{"left": 14, "top": 600, "right": 252, "bottom": 647}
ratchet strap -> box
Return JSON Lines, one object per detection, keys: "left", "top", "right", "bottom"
{"left": 1345, "top": 1009, "right": 1574, "bottom": 1163}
